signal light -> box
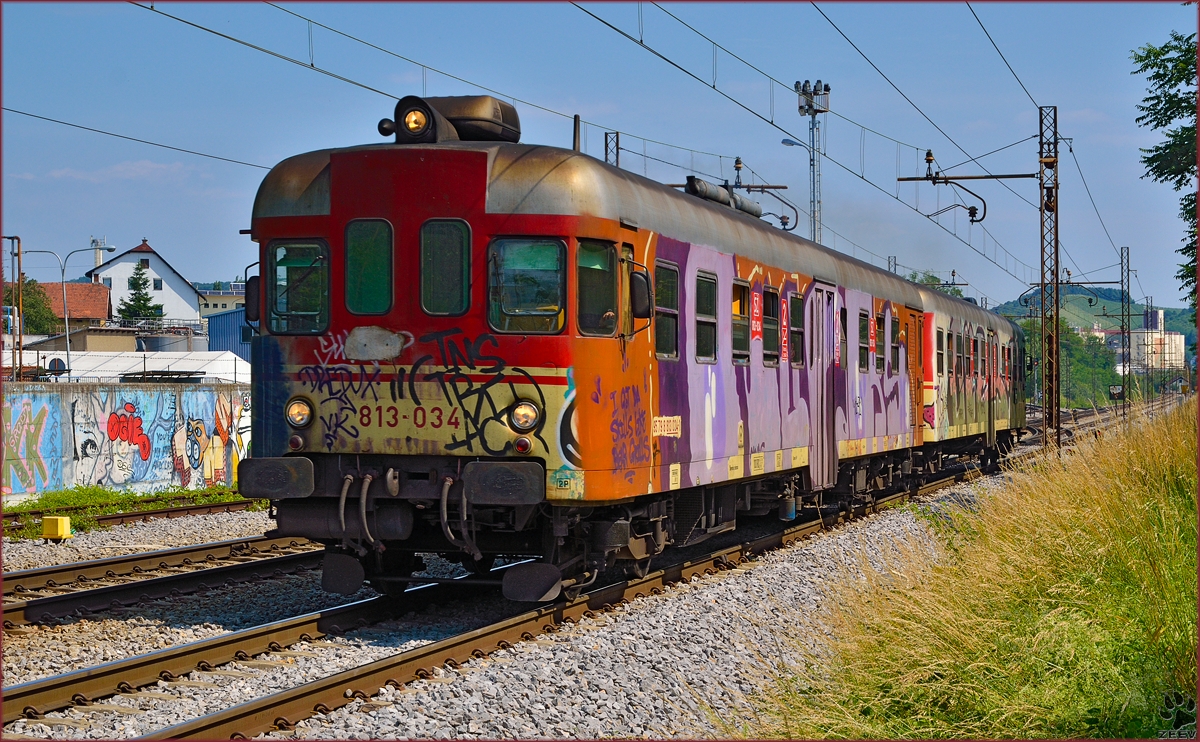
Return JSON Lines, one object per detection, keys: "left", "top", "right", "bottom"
{"left": 513, "top": 437, "right": 533, "bottom": 455}
{"left": 403, "top": 108, "right": 429, "bottom": 134}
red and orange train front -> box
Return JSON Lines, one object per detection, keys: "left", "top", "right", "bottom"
{"left": 239, "top": 96, "right": 659, "bottom": 598}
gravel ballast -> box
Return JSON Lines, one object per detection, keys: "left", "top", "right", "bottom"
{"left": 2, "top": 511, "right": 275, "bottom": 572}
{"left": 3, "top": 478, "right": 993, "bottom": 740}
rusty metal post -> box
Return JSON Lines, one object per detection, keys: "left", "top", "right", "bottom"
{"left": 1120, "top": 246, "right": 1130, "bottom": 420}
{"left": 1038, "top": 107, "right": 1060, "bottom": 449}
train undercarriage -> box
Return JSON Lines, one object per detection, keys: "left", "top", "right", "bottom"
{"left": 264, "top": 431, "right": 1018, "bottom": 601}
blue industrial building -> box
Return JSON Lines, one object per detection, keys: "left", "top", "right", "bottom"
{"left": 206, "top": 308, "right": 254, "bottom": 362}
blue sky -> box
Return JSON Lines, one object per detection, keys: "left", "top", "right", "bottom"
{"left": 3, "top": 2, "right": 1194, "bottom": 308}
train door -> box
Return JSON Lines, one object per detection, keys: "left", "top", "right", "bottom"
{"left": 986, "top": 331, "right": 996, "bottom": 446}
{"left": 909, "top": 311, "right": 923, "bottom": 445}
{"left": 809, "top": 284, "right": 837, "bottom": 489}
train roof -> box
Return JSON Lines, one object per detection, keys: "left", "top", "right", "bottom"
{"left": 254, "top": 140, "right": 1021, "bottom": 336}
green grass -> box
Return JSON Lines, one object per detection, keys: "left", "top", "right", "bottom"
{"left": 4, "top": 485, "right": 262, "bottom": 540}
{"left": 747, "top": 398, "right": 1197, "bottom": 739}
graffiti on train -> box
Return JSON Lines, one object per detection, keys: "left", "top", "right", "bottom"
{"left": 2, "top": 384, "right": 251, "bottom": 498}
{"left": 408, "top": 329, "right": 547, "bottom": 456}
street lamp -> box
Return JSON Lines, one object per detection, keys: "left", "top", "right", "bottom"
{"left": 26, "top": 242, "right": 116, "bottom": 380}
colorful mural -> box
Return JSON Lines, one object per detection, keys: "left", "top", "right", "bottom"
{"left": 2, "top": 383, "right": 251, "bottom": 499}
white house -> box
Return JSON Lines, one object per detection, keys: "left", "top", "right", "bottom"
{"left": 86, "top": 239, "right": 202, "bottom": 322}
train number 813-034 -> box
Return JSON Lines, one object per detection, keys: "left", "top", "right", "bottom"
{"left": 358, "top": 404, "right": 461, "bottom": 430}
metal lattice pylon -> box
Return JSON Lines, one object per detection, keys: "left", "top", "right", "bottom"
{"left": 1038, "top": 106, "right": 1061, "bottom": 449}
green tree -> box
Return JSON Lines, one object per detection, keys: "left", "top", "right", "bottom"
{"left": 1132, "top": 29, "right": 1197, "bottom": 316}
{"left": 1020, "top": 318, "right": 1122, "bottom": 409}
{"left": 212, "top": 280, "right": 223, "bottom": 291}
{"left": 907, "top": 270, "right": 965, "bottom": 299}
{"left": 3, "top": 278, "right": 59, "bottom": 334}
{"left": 118, "top": 263, "right": 164, "bottom": 319}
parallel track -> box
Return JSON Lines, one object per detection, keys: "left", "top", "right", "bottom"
{"left": 2, "top": 537, "right": 319, "bottom": 627}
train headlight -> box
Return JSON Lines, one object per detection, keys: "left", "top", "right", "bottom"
{"left": 286, "top": 398, "right": 314, "bottom": 428}
{"left": 509, "top": 401, "right": 540, "bottom": 432}
{"left": 403, "top": 108, "right": 429, "bottom": 135}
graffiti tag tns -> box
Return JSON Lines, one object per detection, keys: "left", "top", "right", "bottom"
{"left": 410, "top": 329, "right": 547, "bottom": 456}
{"left": 108, "top": 403, "right": 152, "bottom": 461}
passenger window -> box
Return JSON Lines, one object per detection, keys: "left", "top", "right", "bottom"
{"left": 487, "top": 238, "right": 565, "bottom": 334}
{"left": 955, "top": 332, "right": 964, "bottom": 376}
{"left": 345, "top": 220, "right": 392, "bottom": 315}
{"left": 875, "top": 314, "right": 885, "bottom": 372}
{"left": 937, "top": 328, "right": 945, "bottom": 376}
{"left": 696, "top": 274, "right": 717, "bottom": 362}
{"left": 731, "top": 283, "right": 750, "bottom": 363}
{"left": 839, "top": 308, "right": 848, "bottom": 368}
{"left": 268, "top": 240, "right": 328, "bottom": 334}
{"left": 891, "top": 313, "right": 901, "bottom": 374}
{"left": 971, "top": 336, "right": 978, "bottom": 376}
{"left": 762, "top": 288, "right": 780, "bottom": 365}
{"left": 857, "top": 311, "right": 870, "bottom": 372}
{"left": 577, "top": 241, "right": 618, "bottom": 336}
{"left": 420, "top": 220, "right": 470, "bottom": 316}
{"left": 789, "top": 294, "right": 805, "bottom": 367}
{"left": 654, "top": 264, "right": 679, "bottom": 358}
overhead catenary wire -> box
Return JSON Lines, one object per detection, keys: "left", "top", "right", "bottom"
{"left": 135, "top": 1, "right": 955, "bottom": 281}
{"left": 959, "top": 3, "right": 1119, "bottom": 280}
{"left": 575, "top": 2, "right": 1036, "bottom": 287}
{"left": 2, "top": 107, "right": 270, "bottom": 169}
{"left": 965, "top": 2, "right": 1039, "bottom": 108}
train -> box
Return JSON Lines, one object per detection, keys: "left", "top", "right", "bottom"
{"left": 237, "top": 94, "right": 1026, "bottom": 602}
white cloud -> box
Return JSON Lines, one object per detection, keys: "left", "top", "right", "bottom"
{"left": 6, "top": 172, "right": 36, "bottom": 180}
{"left": 48, "top": 160, "right": 187, "bottom": 184}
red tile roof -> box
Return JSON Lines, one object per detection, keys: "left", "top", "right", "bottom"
{"left": 41, "top": 283, "right": 112, "bottom": 320}
{"left": 131, "top": 239, "right": 154, "bottom": 253}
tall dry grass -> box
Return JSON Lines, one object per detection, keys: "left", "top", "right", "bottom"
{"left": 749, "top": 397, "right": 1197, "bottom": 739}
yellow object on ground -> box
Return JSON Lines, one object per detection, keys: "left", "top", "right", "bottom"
{"left": 42, "top": 516, "right": 73, "bottom": 541}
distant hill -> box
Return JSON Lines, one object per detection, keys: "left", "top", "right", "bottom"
{"left": 993, "top": 286, "right": 1195, "bottom": 348}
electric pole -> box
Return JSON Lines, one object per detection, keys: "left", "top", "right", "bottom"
{"left": 1038, "top": 106, "right": 1061, "bottom": 449}
{"left": 796, "top": 79, "right": 829, "bottom": 244}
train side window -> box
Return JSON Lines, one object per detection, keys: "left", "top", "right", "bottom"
{"left": 420, "top": 219, "right": 469, "bottom": 316}
{"left": 268, "top": 240, "right": 329, "bottom": 335}
{"left": 487, "top": 238, "right": 565, "bottom": 334}
{"left": 839, "top": 308, "right": 848, "bottom": 368}
{"left": 762, "top": 288, "right": 780, "bottom": 366}
{"left": 858, "top": 311, "right": 870, "bottom": 372}
{"left": 731, "top": 282, "right": 750, "bottom": 364}
{"left": 577, "top": 240, "right": 618, "bottom": 336}
{"left": 890, "top": 312, "right": 901, "bottom": 374}
{"left": 346, "top": 220, "right": 393, "bottom": 315}
{"left": 789, "top": 294, "right": 805, "bottom": 367}
{"left": 875, "top": 314, "right": 885, "bottom": 372}
{"left": 971, "top": 336, "right": 978, "bottom": 376}
{"left": 654, "top": 263, "right": 679, "bottom": 358}
{"left": 937, "top": 328, "right": 945, "bottom": 376}
{"left": 695, "top": 273, "right": 718, "bottom": 362}
{"left": 955, "top": 332, "right": 963, "bottom": 376}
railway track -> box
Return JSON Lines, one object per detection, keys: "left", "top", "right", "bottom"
{"left": 2, "top": 536, "right": 320, "bottom": 627}
{"left": 3, "top": 400, "right": 1167, "bottom": 737}
{"left": 3, "top": 497, "right": 258, "bottom": 536}
{"left": 3, "top": 460, "right": 986, "bottom": 736}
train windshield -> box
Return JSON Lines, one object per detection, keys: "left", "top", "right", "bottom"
{"left": 268, "top": 241, "right": 329, "bottom": 334}
{"left": 487, "top": 238, "right": 565, "bottom": 333}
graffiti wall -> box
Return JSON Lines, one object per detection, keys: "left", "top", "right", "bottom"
{"left": 3, "top": 383, "right": 251, "bottom": 501}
